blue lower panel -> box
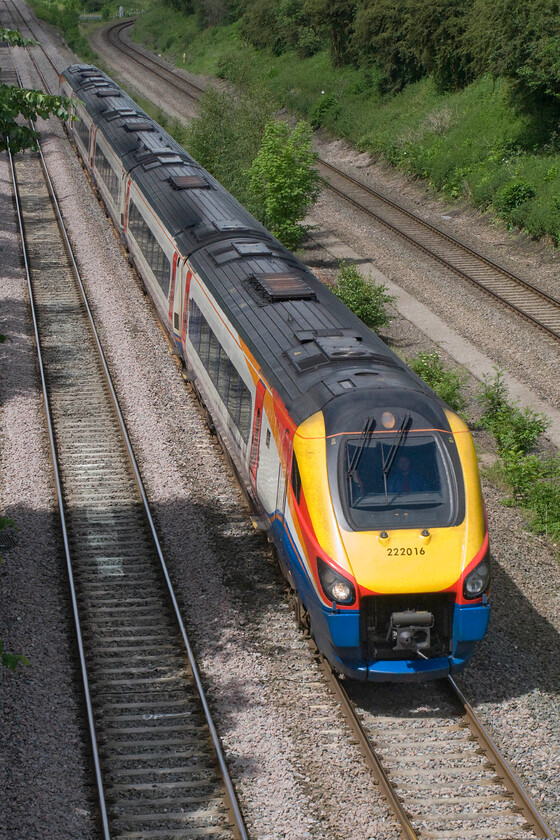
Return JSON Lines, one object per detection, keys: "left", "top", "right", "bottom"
{"left": 453, "top": 602, "right": 490, "bottom": 642}
{"left": 308, "top": 599, "right": 487, "bottom": 683}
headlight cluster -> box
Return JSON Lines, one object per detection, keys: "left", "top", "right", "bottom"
{"left": 317, "top": 557, "right": 356, "bottom": 605}
{"left": 463, "top": 555, "right": 491, "bottom": 599}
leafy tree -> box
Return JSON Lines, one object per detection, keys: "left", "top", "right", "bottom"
{"left": 304, "top": 0, "right": 357, "bottom": 66}
{"left": 405, "top": 0, "right": 474, "bottom": 92}
{"left": 465, "top": 0, "right": 560, "bottom": 114}
{"left": 0, "top": 28, "right": 73, "bottom": 153}
{"left": 248, "top": 119, "right": 319, "bottom": 247}
{"left": 352, "top": 0, "right": 424, "bottom": 94}
{"left": 240, "top": 0, "right": 284, "bottom": 52}
{"left": 186, "top": 86, "right": 271, "bottom": 207}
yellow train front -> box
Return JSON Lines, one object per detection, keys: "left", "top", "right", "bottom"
{"left": 285, "top": 387, "right": 490, "bottom": 681}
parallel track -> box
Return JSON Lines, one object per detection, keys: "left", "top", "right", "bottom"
{"left": 104, "top": 18, "right": 560, "bottom": 344}
{"left": 2, "top": 18, "right": 248, "bottom": 840}
{"left": 320, "top": 660, "right": 554, "bottom": 840}
{"left": 4, "top": 10, "right": 555, "bottom": 838}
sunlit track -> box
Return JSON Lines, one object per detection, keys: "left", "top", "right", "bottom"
{"left": 317, "top": 160, "right": 560, "bottom": 342}
{"left": 320, "top": 658, "right": 554, "bottom": 840}
{"left": 4, "top": 12, "right": 555, "bottom": 837}
{"left": 105, "top": 18, "right": 206, "bottom": 100}
{"left": 1, "top": 17, "right": 249, "bottom": 840}
{"left": 101, "top": 18, "right": 560, "bottom": 345}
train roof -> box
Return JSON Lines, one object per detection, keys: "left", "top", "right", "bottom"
{"left": 63, "top": 65, "right": 442, "bottom": 426}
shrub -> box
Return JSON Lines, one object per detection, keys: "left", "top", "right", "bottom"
{"left": 500, "top": 450, "right": 560, "bottom": 539}
{"left": 477, "top": 369, "right": 549, "bottom": 456}
{"left": 493, "top": 180, "right": 536, "bottom": 218}
{"left": 186, "top": 87, "right": 270, "bottom": 209}
{"left": 309, "top": 92, "right": 339, "bottom": 128}
{"left": 332, "top": 261, "right": 394, "bottom": 331}
{"left": 407, "top": 351, "right": 467, "bottom": 413}
{"left": 248, "top": 119, "right": 319, "bottom": 248}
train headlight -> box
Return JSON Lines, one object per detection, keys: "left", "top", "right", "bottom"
{"left": 317, "top": 557, "right": 356, "bottom": 605}
{"left": 463, "top": 557, "right": 491, "bottom": 599}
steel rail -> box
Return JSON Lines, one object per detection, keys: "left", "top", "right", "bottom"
{"left": 105, "top": 18, "right": 205, "bottom": 99}
{"left": 5, "top": 85, "right": 112, "bottom": 840}
{"left": 447, "top": 676, "right": 554, "bottom": 840}
{"left": 4, "top": 31, "right": 249, "bottom": 840}
{"left": 317, "top": 650, "right": 553, "bottom": 840}
{"left": 317, "top": 162, "right": 560, "bottom": 342}
{"left": 316, "top": 658, "right": 419, "bottom": 840}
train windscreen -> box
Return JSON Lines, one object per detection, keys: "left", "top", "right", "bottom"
{"left": 340, "top": 433, "right": 455, "bottom": 530}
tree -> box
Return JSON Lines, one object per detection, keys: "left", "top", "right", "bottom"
{"left": 465, "top": 0, "right": 560, "bottom": 113}
{"left": 248, "top": 119, "right": 319, "bottom": 248}
{"left": 405, "top": 0, "right": 474, "bottom": 92}
{"left": 0, "top": 28, "right": 72, "bottom": 154}
{"left": 352, "top": 0, "right": 424, "bottom": 94}
{"left": 304, "top": 0, "right": 356, "bottom": 66}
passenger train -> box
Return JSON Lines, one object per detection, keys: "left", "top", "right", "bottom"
{"left": 60, "top": 65, "right": 490, "bottom": 681}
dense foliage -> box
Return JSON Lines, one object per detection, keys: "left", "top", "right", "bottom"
{"left": 477, "top": 370, "right": 560, "bottom": 540}
{"left": 0, "top": 27, "right": 73, "bottom": 153}
{"left": 248, "top": 119, "right": 319, "bottom": 247}
{"left": 407, "top": 351, "right": 467, "bottom": 413}
{"left": 183, "top": 0, "right": 560, "bottom": 114}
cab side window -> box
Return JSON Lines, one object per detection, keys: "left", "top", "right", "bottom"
{"left": 291, "top": 453, "right": 302, "bottom": 504}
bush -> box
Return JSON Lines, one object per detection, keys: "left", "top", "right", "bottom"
{"left": 477, "top": 369, "right": 549, "bottom": 456}
{"left": 185, "top": 87, "right": 271, "bottom": 209}
{"left": 493, "top": 180, "right": 536, "bottom": 219}
{"left": 309, "top": 92, "right": 339, "bottom": 128}
{"left": 248, "top": 119, "right": 319, "bottom": 248}
{"left": 408, "top": 351, "right": 467, "bottom": 413}
{"left": 332, "top": 261, "right": 394, "bottom": 331}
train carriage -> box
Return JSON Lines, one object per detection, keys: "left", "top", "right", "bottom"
{"left": 60, "top": 64, "right": 491, "bottom": 681}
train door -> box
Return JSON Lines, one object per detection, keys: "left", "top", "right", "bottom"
{"left": 276, "top": 427, "right": 291, "bottom": 525}
{"left": 168, "top": 253, "right": 181, "bottom": 351}
{"left": 249, "top": 380, "right": 266, "bottom": 486}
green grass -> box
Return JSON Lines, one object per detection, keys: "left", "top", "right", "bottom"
{"left": 128, "top": 1, "right": 560, "bottom": 247}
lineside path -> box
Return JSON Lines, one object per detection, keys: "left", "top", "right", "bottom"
{"left": 311, "top": 225, "right": 560, "bottom": 447}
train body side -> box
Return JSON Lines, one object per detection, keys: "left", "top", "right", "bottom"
{"left": 60, "top": 64, "right": 490, "bottom": 681}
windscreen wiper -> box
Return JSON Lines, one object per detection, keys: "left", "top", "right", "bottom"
{"left": 382, "top": 412, "right": 412, "bottom": 500}
{"left": 347, "top": 416, "right": 376, "bottom": 482}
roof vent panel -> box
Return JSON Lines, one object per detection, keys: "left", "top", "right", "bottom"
{"left": 124, "top": 120, "right": 156, "bottom": 132}
{"left": 233, "top": 242, "right": 272, "bottom": 257}
{"left": 168, "top": 174, "right": 210, "bottom": 190}
{"left": 251, "top": 272, "right": 316, "bottom": 303}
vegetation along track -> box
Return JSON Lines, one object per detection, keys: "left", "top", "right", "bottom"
{"left": 104, "top": 18, "right": 560, "bottom": 344}
{"left": 3, "top": 27, "right": 248, "bottom": 840}
{"left": 320, "top": 660, "right": 554, "bottom": 840}
{"left": 4, "top": 12, "right": 555, "bottom": 839}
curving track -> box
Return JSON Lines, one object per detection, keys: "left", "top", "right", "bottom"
{"left": 2, "top": 8, "right": 556, "bottom": 840}
{"left": 104, "top": 18, "right": 560, "bottom": 345}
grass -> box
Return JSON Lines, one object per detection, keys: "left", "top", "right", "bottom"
{"left": 126, "top": 1, "right": 560, "bottom": 247}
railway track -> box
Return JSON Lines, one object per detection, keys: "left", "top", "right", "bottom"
{"left": 2, "top": 25, "right": 248, "bottom": 840}
{"left": 320, "top": 659, "right": 553, "bottom": 840}
{"left": 103, "top": 17, "right": 560, "bottom": 345}
{"left": 3, "top": 10, "right": 556, "bottom": 839}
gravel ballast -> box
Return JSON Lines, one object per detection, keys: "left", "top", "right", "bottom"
{"left": 1, "top": 8, "right": 559, "bottom": 839}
